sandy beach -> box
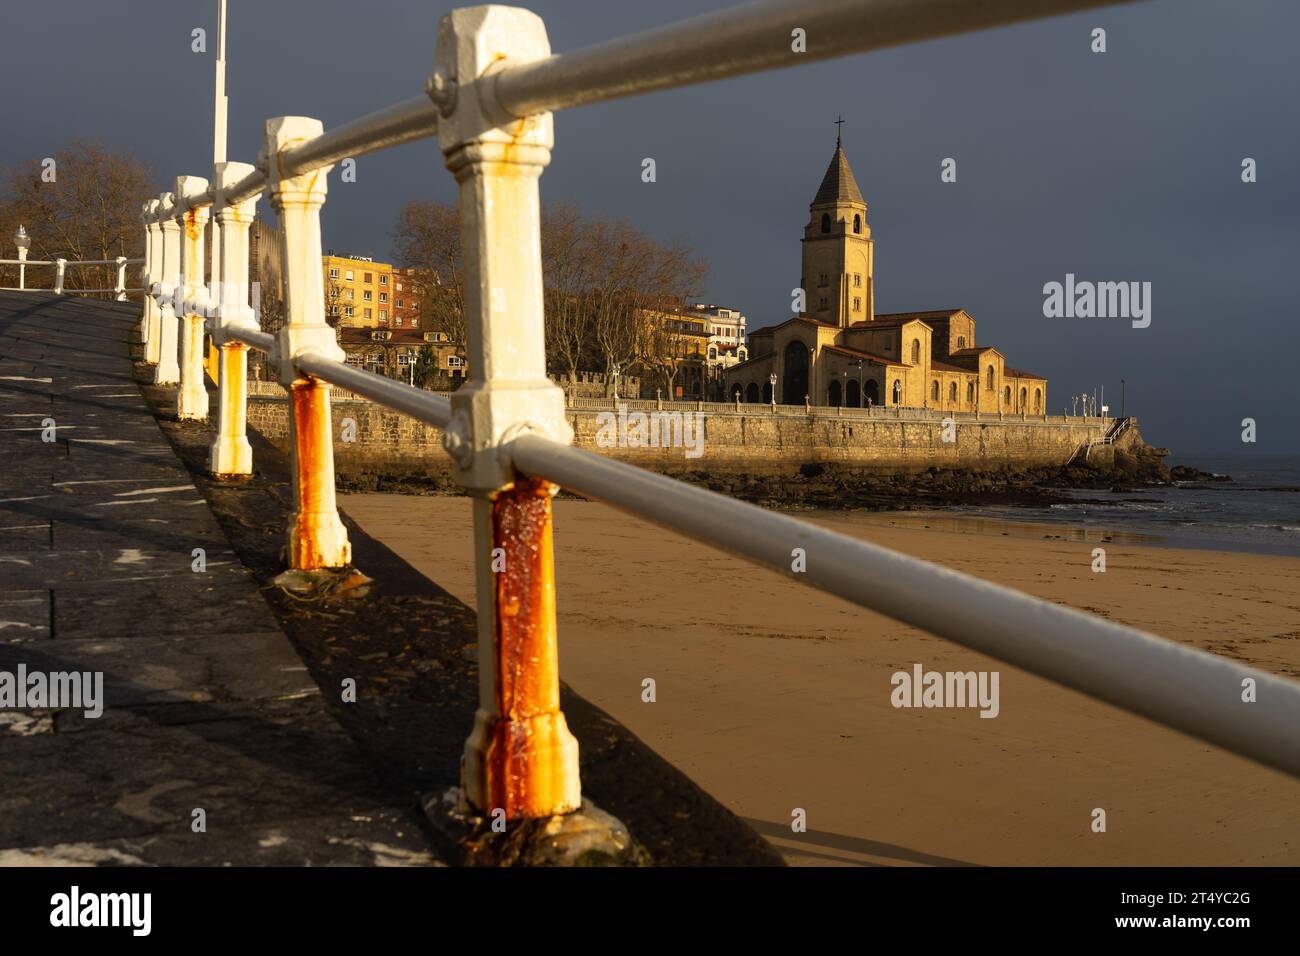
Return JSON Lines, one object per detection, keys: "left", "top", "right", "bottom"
{"left": 340, "top": 493, "right": 1300, "bottom": 866}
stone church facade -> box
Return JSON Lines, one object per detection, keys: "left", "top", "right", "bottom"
{"left": 723, "top": 140, "right": 1046, "bottom": 415}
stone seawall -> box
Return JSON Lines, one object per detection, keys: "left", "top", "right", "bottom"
{"left": 245, "top": 395, "right": 1125, "bottom": 485}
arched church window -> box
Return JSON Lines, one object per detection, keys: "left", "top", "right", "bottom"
{"left": 957, "top": 335, "right": 966, "bottom": 349}
{"left": 986, "top": 366, "right": 994, "bottom": 391}
{"left": 821, "top": 213, "right": 831, "bottom": 234}
{"left": 1004, "top": 385, "right": 1012, "bottom": 406}
{"left": 853, "top": 214, "right": 861, "bottom": 234}
{"left": 1020, "top": 386, "right": 1027, "bottom": 410}
{"left": 1034, "top": 388, "right": 1042, "bottom": 412}
{"left": 931, "top": 380, "right": 940, "bottom": 402}
{"left": 911, "top": 340, "right": 921, "bottom": 364}
{"left": 967, "top": 381, "right": 975, "bottom": 403}
{"left": 828, "top": 381, "right": 842, "bottom": 406}
{"left": 892, "top": 380, "right": 902, "bottom": 404}
{"left": 949, "top": 382, "right": 957, "bottom": 403}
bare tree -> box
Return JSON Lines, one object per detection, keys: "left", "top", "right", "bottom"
{"left": 392, "top": 201, "right": 465, "bottom": 360}
{"left": 541, "top": 200, "right": 594, "bottom": 384}
{"left": 0, "top": 138, "right": 155, "bottom": 296}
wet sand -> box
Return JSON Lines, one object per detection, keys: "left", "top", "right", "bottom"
{"left": 341, "top": 493, "right": 1300, "bottom": 866}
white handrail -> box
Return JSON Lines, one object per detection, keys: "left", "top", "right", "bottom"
{"left": 492, "top": 0, "right": 1138, "bottom": 116}
{"left": 507, "top": 432, "right": 1300, "bottom": 779}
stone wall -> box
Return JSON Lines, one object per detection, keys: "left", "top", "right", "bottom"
{"left": 245, "top": 394, "right": 1123, "bottom": 485}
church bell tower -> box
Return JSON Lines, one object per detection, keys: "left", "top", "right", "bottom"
{"left": 801, "top": 123, "right": 873, "bottom": 328}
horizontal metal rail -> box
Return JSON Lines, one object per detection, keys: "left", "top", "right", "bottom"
{"left": 223, "top": 95, "right": 442, "bottom": 204}
{"left": 0, "top": 259, "right": 141, "bottom": 266}
{"left": 294, "top": 349, "right": 452, "bottom": 426}
{"left": 507, "top": 431, "right": 1300, "bottom": 781}
{"left": 224, "top": 325, "right": 275, "bottom": 353}
{"left": 493, "top": 0, "right": 1139, "bottom": 116}
{"left": 186, "top": 0, "right": 1143, "bottom": 212}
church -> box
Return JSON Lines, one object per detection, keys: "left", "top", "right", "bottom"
{"left": 723, "top": 136, "right": 1047, "bottom": 415}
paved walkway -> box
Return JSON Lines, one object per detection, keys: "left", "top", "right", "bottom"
{"left": 0, "top": 292, "right": 438, "bottom": 864}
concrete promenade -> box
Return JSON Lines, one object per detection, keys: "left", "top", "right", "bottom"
{"left": 0, "top": 291, "right": 780, "bottom": 866}
{"left": 0, "top": 291, "right": 437, "bottom": 864}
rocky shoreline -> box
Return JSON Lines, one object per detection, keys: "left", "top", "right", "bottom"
{"left": 336, "top": 444, "right": 1235, "bottom": 514}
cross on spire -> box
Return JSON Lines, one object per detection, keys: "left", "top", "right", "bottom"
{"left": 834, "top": 115, "right": 844, "bottom": 147}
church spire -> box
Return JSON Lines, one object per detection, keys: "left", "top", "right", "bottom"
{"left": 812, "top": 125, "right": 864, "bottom": 208}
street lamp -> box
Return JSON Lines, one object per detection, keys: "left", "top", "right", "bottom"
{"left": 611, "top": 362, "right": 620, "bottom": 401}
{"left": 13, "top": 225, "right": 30, "bottom": 291}
{"left": 768, "top": 371, "right": 777, "bottom": 407}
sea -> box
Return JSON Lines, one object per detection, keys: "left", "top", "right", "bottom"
{"left": 941, "top": 455, "right": 1300, "bottom": 557}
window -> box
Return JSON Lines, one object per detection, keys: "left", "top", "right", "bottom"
{"left": 448, "top": 355, "right": 464, "bottom": 368}
{"left": 1034, "top": 388, "right": 1042, "bottom": 411}
{"left": 345, "top": 289, "right": 354, "bottom": 301}
{"left": 818, "top": 298, "right": 828, "bottom": 310}
{"left": 821, "top": 213, "right": 831, "bottom": 233}
{"left": 853, "top": 214, "right": 861, "bottom": 234}
{"left": 931, "top": 381, "right": 939, "bottom": 401}
{"left": 395, "top": 317, "right": 403, "bottom": 326}
{"left": 328, "top": 267, "right": 339, "bottom": 279}
{"left": 345, "top": 270, "right": 354, "bottom": 281}
{"left": 379, "top": 274, "right": 388, "bottom": 285}
{"left": 967, "top": 382, "right": 975, "bottom": 403}
{"left": 708, "top": 347, "right": 717, "bottom": 360}
{"left": 986, "top": 366, "right": 994, "bottom": 390}
{"left": 364, "top": 308, "right": 372, "bottom": 320}
{"left": 911, "top": 340, "right": 920, "bottom": 364}
{"left": 949, "top": 382, "right": 957, "bottom": 403}
{"left": 853, "top": 274, "right": 861, "bottom": 287}
{"left": 397, "top": 299, "right": 405, "bottom": 309}
{"left": 818, "top": 273, "right": 828, "bottom": 287}
{"left": 379, "top": 309, "right": 387, "bottom": 322}
{"left": 398, "top": 353, "right": 410, "bottom": 365}
{"left": 379, "top": 292, "right": 388, "bottom": 303}
{"left": 344, "top": 306, "right": 354, "bottom": 318}
{"left": 396, "top": 282, "right": 404, "bottom": 291}
{"left": 1005, "top": 385, "right": 1012, "bottom": 405}
{"left": 363, "top": 290, "right": 373, "bottom": 301}
{"left": 853, "top": 297, "right": 861, "bottom": 312}
{"left": 364, "top": 272, "right": 373, "bottom": 283}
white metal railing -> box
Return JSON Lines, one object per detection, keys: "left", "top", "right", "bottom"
{"left": 136, "top": 0, "right": 1300, "bottom": 831}
{"left": 1, "top": 256, "right": 143, "bottom": 300}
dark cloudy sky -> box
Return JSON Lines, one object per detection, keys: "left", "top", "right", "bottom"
{"left": 2, "top": 0, "right": 1296, "bottom": 458}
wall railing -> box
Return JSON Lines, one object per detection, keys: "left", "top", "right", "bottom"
{"left": 1, "top": 257, "right": 143, "bottom": 299}
{"left": 133, "top": 0, "right": 1300, "bottom": 837}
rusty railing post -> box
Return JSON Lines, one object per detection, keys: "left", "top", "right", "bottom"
{"left": 435, "top": 6, "right": 580, "bottom": 821}
{"left": 152, "top": 193, "right": 182, "bottom": 385}
{"left": 266, "top": 116, "right": 351, "bottom": 569}
{"left": 175, "top": 176, "right": 211, "bottom": 421}
{"left": 208, "top": 161, "right": 261, "bottom": 478}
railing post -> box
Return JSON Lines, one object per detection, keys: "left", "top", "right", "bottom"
{"left": 175, "top": 176, "right": 211, "bottom": 421}
{"left": 208, "top": 161, "right": 261, "bottom": 478}
{"left": 435, "top": 7, "right": 580, "bottom": 821}
{"left": 53, "top": 258, "right": 66, "bottom": 295}
{"left": 141, "top": 201, "right": 163, "bottom": 363}
{"left": 153, "top": 193, "right": 182, "bottom": 385}
{"left": 114, "top": 256, "right": 128, "bottom": 301}
{"left": 265, "top": 116, "right": 351, "bottom": 570}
